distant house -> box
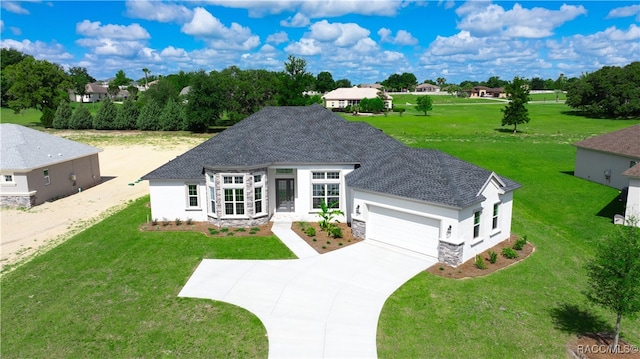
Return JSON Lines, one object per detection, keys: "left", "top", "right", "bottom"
{"left": 573, "top": 124, "right": 640, "bottom": 227}
{"left": 322, "top": 87, "right": 392, "bottom": 110}
{"left": 68, "top": 82, "right": 109, "bottom": 103}
{"left": 0, "top": 124, "right": 102, "bottom": 208}
{"left": 465, "top": 86, "right": 506, "bottom": 98}
{"left": 142, "top": 105, "right": 520, "bottom": 266}
{"left": 416, "top": 83, "right": 440, "bottom": 93}
{"left": 360, "top": 84, "right": 383, "bottom": 90}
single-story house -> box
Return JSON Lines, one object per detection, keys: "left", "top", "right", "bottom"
{"left": 360, "top": 84, "right": 383, "bottom": 90}
{"left": 0, "top": 124, "right": 102, "bottom": 208}
{"left": 574, "top": 124, "right": 640, "bottom": 226}
{"left": 142, "top": 105, "right": 520, "bottom": 266}
{"left": 68, "top": 82, "right": 109, "bottom": 103}
{"left": 416, "top": 83, "right": 440, "bottom": 93}
{"left": 465, "top": 86, "right": 506, "bottom": 98}
{"left": 322, "top": 87, "right": 393, "bottom": 110}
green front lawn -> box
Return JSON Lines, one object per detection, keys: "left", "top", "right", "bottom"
{"left": 0, "top": 197, "right": 295, "bottom": 358}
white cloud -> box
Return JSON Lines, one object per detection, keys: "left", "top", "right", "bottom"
{"left": 202, "top": 0, "right": 404, "bottom": 18}
{"left": 76, "top": 38, "right": 145, "bottom": 57}
{"left": 607, "top": 4, "right": 640, "bottom": 21}
{"left": 0, "top": 39, "right": 73, "bottom": 62}
{"left": 353, "top": 38, "right": 378, "bottom": 53}
{"left": 284, "top": 38, "right": 322, "bottom": 56}
{"left": 125, "top": 0, "right": 192, "bottom": 23}
{"left": 280, "top": 13, "right": 310, "bottom": 27}
{"left": 379, "top": 28, "right": 418, "bottom": 45}
{"left": 260, "top": 44, "right": 277, "bottom": 53}
{"left": 76, "top": 20, "right": 150, "bottom": 40}
{"left": 378, "top": 28, "right": 392, "bottom": 42}
{"left": 456, "top": 3, "right": 586, "bottom": 38}
{"left": 266, "top": 31, "right": 289, "bottom": 44}
{"left": 160, "top": 46, "right": 188, "bottom": 58}
{"left": 1, "top": 1, "right": 31, "bottom": 15}
{"left": 309, "top": 20, "right": 370, "bottom": 46}
{"left": 181, "top": 7, "right": 260, "bottom": 50}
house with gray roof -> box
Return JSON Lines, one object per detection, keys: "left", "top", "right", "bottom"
{"left": 0, "top": 124, "right": 102, "bottom": 208}
{"left": 142, "top": 104, "right": 520, "bottom": 265}
{"left": 573, "top": 124, "right": 640, "bottom": 226}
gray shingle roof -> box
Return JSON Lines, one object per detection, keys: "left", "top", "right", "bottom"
{"left": 0, "top": 124, "right": 102, "bottom": 171}
{"left": 142, "top": 104, "right": 520, "bottom": 208}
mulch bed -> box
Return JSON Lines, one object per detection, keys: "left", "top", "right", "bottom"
{"left": 139, "top": 221, "right": 274, "bottom": 237}
{"left": 426, "top": 234, "right": 535, "bottom": 279}
{"left": 567, "top": 333, "right": 640, "bottom": 358}
{"left": 290, "top": 221, "right": 363, "bottom": 254}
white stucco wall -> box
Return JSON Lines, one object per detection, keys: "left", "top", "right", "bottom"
{"left": 575, "top": 148, "right": 639, "bottom": 189}
{"left": 0, "top": 171, "right": 30, "bottom": 194}
{"left": 148, "top": 180, "right": 207, "bottom": 222}
{"left": 625, "top": 177, "right": 640, "bottom": 227}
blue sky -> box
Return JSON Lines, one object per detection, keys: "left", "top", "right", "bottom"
{"left": 1, "top": 1, "right": 639, "bottom": 84}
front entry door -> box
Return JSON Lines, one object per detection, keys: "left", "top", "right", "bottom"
{"left": 276, "top": 179, "right": 295, "bottom": 212}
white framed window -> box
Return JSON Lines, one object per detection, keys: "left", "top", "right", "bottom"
{"left": 254, "top": 174, "right": 265, "bottom": 215}
{"left": 209, "top": 186, "right": 216, "bottom": 214}
{"left": 2, "top": 174, "right": 14, "bottom": 183}
{"left": 473, "top": 210, "right": 482, "bottom": 238}
{"left": 186, "top": 184, "right": 199, "bottom": 208}
{"left": 43, "top": 169, "right": 50, "bottom": 185}
{"left": 492, "top": 203, "right": 500, "bottom": 230}
{"left": 222, "top": 174, "right": 245, "bottom": 216}
{"left": 311, "top": 171, "right": 340, "bottom": 209}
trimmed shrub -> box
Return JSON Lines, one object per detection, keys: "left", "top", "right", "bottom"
{"left": 114, "top": 99, "right": 139, "bottom": 130}
{"left": 513, "top": 236, "right": 527, "bottom": 251}
{"left": 475, "top": 255, "right": 487, "bottom": 269}
{"left": 136, "top": 99, "right": 162, "bottom": 130}
{"left": 502, "top": 247, "right": 519, "bottom": 259}
{"left": 330, "top": 226, "right": 343, "bottom": 239}
{"left": 40, "top": 107, "right": 55, "bottom": 128}
{"left": 488, "top": 250, "right": 498, "bottom": 264}
{"left": 93, "top": 98, "right": 118, "bottom": 130}
{"left": 69, "top": 105, "right": 93, "bottom": 129}
{"left": 160, "top": 98, "right": 186, "bottom": 131}
{"left": 305, "top": 226, "right": 316, "bottom": 237}
{"left": 53, "top": 101, "right": 73, "bottom": 129}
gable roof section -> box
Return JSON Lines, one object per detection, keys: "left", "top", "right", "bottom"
{"left": 623, "top": 163, "right": 640, "bottom": 178}
{"left": 573, "top": 124, "right": 640, "bottom": 159}
{"left": 0, "top": 124, "right": 101, "bottom": 171}
{"left": 143, "top": 104, "right": 519, "bottom": 208}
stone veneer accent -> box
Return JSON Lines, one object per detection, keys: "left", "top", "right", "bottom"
{"left": 206, "top": 168, "right": 270, "bottom": 227}
{"left": 438, "top": 241, "right": 464, "bottom": 266}
{"left": 351, "top": 218, "right": 366, "bottom": 239}
{"left": 1, "top": 194, "right": 36, "bottom": 209}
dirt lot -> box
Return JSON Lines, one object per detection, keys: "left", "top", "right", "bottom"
{"left": 1, "top": 133, "right": 208, "bottom": 271}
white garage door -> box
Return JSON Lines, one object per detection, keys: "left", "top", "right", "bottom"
{"left": 367, "top": 206, "right": 440, "bottom": 257}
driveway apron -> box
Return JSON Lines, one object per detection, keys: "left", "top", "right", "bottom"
{"left": 179, "top": 241, "right": 436, "bottom": 358}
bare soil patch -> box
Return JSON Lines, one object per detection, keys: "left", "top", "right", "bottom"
{"left": 139, "top": 220, "right": 274, "bottom": 237}
{"left": 567, "top": 333, "right": 640, "bottom": 358}
{"left": 290, "top": 221, "right": 363, "bottom": 254}
{"left": 427, "top": 234, "right": 534, "bottom": 279}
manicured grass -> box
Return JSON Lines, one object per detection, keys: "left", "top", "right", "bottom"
{"left": 367, "top": 103, "right": 640, "bottom": 357}
{"left": 1, "top": 107, "right": 43, "bottom": 128}
{"left": 0, "top": 197, "right": 295, "bottom": 358}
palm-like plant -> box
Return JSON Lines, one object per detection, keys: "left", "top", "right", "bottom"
{"left": 318, "top": 200, "right": 344, "bottom": 233}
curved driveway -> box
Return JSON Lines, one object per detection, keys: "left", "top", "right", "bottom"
{"left": 179, "top": 240, "right": 436, "bottom": 358}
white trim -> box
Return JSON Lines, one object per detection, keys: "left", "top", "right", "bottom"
{"left": 186, "top": 183, "right": 200, "bottom": 209}
{"left": 476, "top": 172, "right": 506, "bottom": 197}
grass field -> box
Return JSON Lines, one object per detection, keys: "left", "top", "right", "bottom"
{"left": 1, "top": 101, "right": 639, "bottom": 358}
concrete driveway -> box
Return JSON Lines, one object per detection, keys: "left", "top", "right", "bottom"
{"left": 179, "top": 240, "right": 436, "bottom": 358}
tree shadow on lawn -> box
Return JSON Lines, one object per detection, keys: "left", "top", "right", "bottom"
{"left": 549, "top": 303, "right": 613, "bottom": 336}
{"left": 493, "top": 128, "right": 528, "bottom": 134}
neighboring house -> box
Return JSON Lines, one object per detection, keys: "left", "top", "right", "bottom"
{"left": 573, "top": 124, "right": 640, "bottom": 227}
{"left": 142, "top": 105, "right": 520, "bottom": 266}
{"left": 0, "top": 124, "right": 102, "bottom": 208}
{"left": 360, "top": 84, "right": 383, "bottom": 90}
{"left": 416, "top": 83, "right": 440, "bottom": 93}
{"left": 68, "top": 82, "right": 109, "bottom": 103}
{"left": 322, "top": 87, "right": 393, "bottom": 110}
{"left": 465, "top": 86, "right": 506, "bottom": 98}
{"left": 573, "top": 124, "right": 640, "bottom": 190}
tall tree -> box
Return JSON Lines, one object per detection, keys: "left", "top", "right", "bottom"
{"left": 141, "top": 78, "right": 178, "bottom": 107}
{"left": 137, "top": 99, "right": 163, "bottom": 131}
{"left": 335, "top": 78, "right": 352, "bottom": 88}
{"left": 214, "top": 66, "right": 278, "bottom": 120}
{"left": 500, "top": 76, "right": 530, "bottom": 133}
{"left": 68, "top": 67, "right": 96, "bottom": 103}
{"left": 585, "top": 222, "right": 640, "bottom": 353}
{"left": 185, "top": 70, "right": 224, "bottom": 131}
{"left": 114, "top": 99, "right": 139, "bottom": 130}
{"left": 3, "top": 57, "right": 68, "bottom": 113}
{"left": 107, "top": 82, "right": 120, "bottom": 99}
{"left": 112, "top": 69, "right": 132, "bottom": 87}
{"left": 416, "top": 95, "right": 433, "bottom": 115}
{"left": 159, "top": 98, "right": 186, "bottom": 131}
{"left": 382, "top": 72, "right": 417, "bottom": 92}
{"left": 530, "top": 77, "right": 545, "bottom": 90}
{"left": 485, "top": 76, "right": 507, "bottom": 88}
{"left": 278, "top": 55, "right": 314, "bottom": 106}
{"left": 1, "top": 48, "right": 31, "bottom": 107}
{"left": 436, "top": 77, "right": 446, "bottom": 87}
{"left": 53, "top": 101, "right": 73, "bottom": 129}
{"left": 142, "top": 68, "right": 151, "bottom": 89}
{"left": 315, "top": 71, "right": 336, "bottom": 93}
{"left": 93, "top": 98, "right": 118, "bottom": 130}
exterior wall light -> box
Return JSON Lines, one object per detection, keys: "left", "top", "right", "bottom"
{"left": 446, "top": 225, "right": 452, "bottom": 238}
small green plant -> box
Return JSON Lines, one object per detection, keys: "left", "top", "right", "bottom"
{"left": 297, "top": 221, "right": 307, "bottom": 230}
{"left": 226, "top": 232, "right": 235, "bottom": 236}
{"left": 488, "top": 250, "right": 498, "bottom": 264}
{"left": 186, "top": 218, "right": 193, "bottom": 225}
{"left": 250, "top": 227, "right": 260, "bottom": 232}
{"left": 475, "top": 255, "right": 487, "bottom": 269}
{"left": 151, "top": 218, "right": 158, "bottom": 225}
{"left": 338, "top": 242, "right": 343, "bottom": 246}
{"left": 305, "top": 226, "right": 316, "bottom": 237}
{"left": 220, "top": 228, "right": 229, "bottom": 233}
{"left": 235, "top": 228, "right": 246, "bottom": 232}
{"left": 312, "top": 238, "right": 317, "bottom": 242}
{"left": 162, "top": 217, "right": 169, "bottom": 226}
{"left": 175, "top": 218, "right": 182, "bottom": 226}
{"left": 330, "top": 226, "right": 343, "bottom": 239}
{"left": 439, "top": 266, "right": 444, "bottom": 271}
{"left": 318, "top": 200, "right": 344, "bottom": 233}
{"left": 208, "top": 228, "right": 219, "bottom": 235}
{"left": 249, "top": 230, "right": 258, "bottom": 235}
{"left": 322, "top": 246, "right": 326, "bottom": 249}
{"left": 502, "top": 247, "right": 519, "bottom": 259}
{"left": 513, "top": 236, "right": 527, "bottom": 251}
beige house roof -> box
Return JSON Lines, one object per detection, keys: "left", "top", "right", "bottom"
{"left": 573, "top": 124, "right": 640, "bottom": 159}
{"left": 323, "top": 87, "right": 392, "bottom": 100}
{"left": 416, "top": 83, "right": 440, "bottom": 90}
